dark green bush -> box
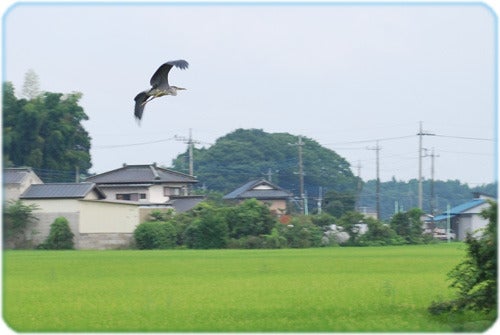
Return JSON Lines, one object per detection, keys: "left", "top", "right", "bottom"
{"left": 184, "top": 216, "right": 228, "bottom": 249}
{"left": 38, "top": 217, "right": 74, "bottom": 250}
{"left": 429, "top": 201, "right": 497, "bottom": 316}
{"left": 134, "top": 221, "right": 177, "bottom": 249}
{"left": 225, "top": 199, "right": 277, "bottom": 239}
{"left": 279, "top": 216, "right": 323, "bottom": 248}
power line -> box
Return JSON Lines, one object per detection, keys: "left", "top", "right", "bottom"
{"left": 324, "top": 135, "right": 415, "bottom": 146}
{"left": 94, "top": 137, "right": 176, "bottom": 149}
{"left": 434, "top": 134, "right": 494, "bottom": 141}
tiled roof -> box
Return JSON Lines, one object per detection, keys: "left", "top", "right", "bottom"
{"left": 223, "top": 179, "right": 292, "bottom": 200}
{"left": 20, "top": 183, "right": 105, "bottom": 199}
{"left": 3, "top": 167, "right": 38, "bottom": 184}
{"left": 85, "top": 164, "right": 197, "bottom": 184}
{"left": 168, "top": 196, "right": 205, "bottom": 213}
{"left": 432, "top": 198, "right": 487, "bottom": 222}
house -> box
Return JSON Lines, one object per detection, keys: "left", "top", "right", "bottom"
{"left": 223, "top": 179, "right": 292, "bottom": 215}
{"left": 426, "top": 193, "right": 494, "bottom": 241}
{"left": 17, "top": 183, "right": 131, "bottom": 249}
{"left": 3, "top": 167, "right": 43, "bottom": 202}
{"left": 85, "top": 163, "right": 198, "bottom": 203}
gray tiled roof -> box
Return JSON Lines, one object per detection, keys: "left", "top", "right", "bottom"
{"left": 3, "top": 167, "right": 38, "bottom": 184}
{"left": 85, "top": 164, "right": 197, "bottom": 184}
{"left": 20, "top": 183, "right": 105, "bottom": 199}
{"left": 223, "top": 179, "right": 292, "bottom": 200}
{"left": 168, "top": 196, "right": 205, "bottom": 213}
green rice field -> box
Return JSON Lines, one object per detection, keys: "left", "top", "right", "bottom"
{"left": 2, "top": 244, "right": 495, "bottom": 332}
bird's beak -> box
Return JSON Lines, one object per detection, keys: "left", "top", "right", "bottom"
{"left": 178, "top": 87, "right": 187, "bottom": 90}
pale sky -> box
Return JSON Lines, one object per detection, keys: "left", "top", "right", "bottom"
{"left": 2, "top": 0, "right": 497, "bottom": 186}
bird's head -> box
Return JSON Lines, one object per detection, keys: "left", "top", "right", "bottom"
{"left": 172, "top": 86, "right": 187, "bottom": 91}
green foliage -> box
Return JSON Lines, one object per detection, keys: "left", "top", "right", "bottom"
{"left": 148, "top": 209, "right": 175, "bottom": 222}
{"left": 323, "top": 190, "right": 356, "bottom": 217}
{"left": 3, "top": 82, "right": 92, "bottom": 182}
{"left": 263, "top": 227, "right": 287, "bottom": 248}
{"left": 310, "top": 212, "right": 336, "bottom": 229}
{"left": 278, "top": 216, "right": 323, "bottom": 248}
{"left": 183, "top": 203, "right": 229, "bottom": 249}
{"left": 358, "top": 217, "right": 405, "bottom": 246}
{"left": 429, "top": 201, "right": 497, "bottom": 315}
{"left": 389, "top": 208, "right": 425, "bottom": 244}
{"left": 134, "top": 221, "right": 177, "bottom": 249}
{"left": 2, "top": 200, "right": 39, "bottom": 244}
{"left": 38, "top": 217, "right": 74, "bottom": 250}
{"left": 225, "top": 199, "right": 277, "bottom": 239}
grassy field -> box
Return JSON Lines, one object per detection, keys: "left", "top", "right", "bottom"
{"left": 2, "top": 244, "right": 494, "bottom": 332}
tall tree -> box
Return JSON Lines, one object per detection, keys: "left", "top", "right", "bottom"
{"left": 3, "top": 82, "right": 92, "bottom": 181}
{"left": 21, "top": 69, "right": 41, "bottom": 100}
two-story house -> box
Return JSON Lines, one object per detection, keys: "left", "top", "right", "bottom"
{"left": 85, "top": 163, "right": 198, "bottom": 203}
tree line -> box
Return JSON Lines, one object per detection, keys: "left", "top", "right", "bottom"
{"left": 133, "top": 198, "right": 438, "bottom": 250}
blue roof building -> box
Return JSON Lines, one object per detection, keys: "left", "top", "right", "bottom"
{"left": 428, "top": 194, "right": 494, "bottom": 241}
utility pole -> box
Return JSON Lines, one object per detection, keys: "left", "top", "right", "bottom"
{"left": 263, "top": 168, "right": 274, "bottom": 182}
{"left": 429, "top": 148, "right": 439, "bottom": 216}
{"left": 355, "top": 161, "right": 362, "bottom": 211}
{"left": 367, "top": 141, "right": 381, "bottom": 220}
{"left": 289, "top": 136, "right": 305, "bottom": 214}
{"left": 174, "top": 128, "right": 200, "bottom": 177}
{"left": 317, "top": 187, "right": 323, "bottom": 215}
{"left": 417, "top": 121, "right": 435, "bottom": 210}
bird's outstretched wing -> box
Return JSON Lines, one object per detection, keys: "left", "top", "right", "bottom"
{"left": 150, "top": 59, "right": 189, "bottom": 89}
{"left": 134, "top": 92, "right": 149, "bottom": 121}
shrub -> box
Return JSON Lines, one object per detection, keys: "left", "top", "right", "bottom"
{"left": 3, "top": 200, "right": 39, "bottom": 246}
{"left": 429, "top": 201, "right": 497, "bottom": 315}
{"left": 279, "top": 216, "right": 323, "bottom": 248}
{"left": 226, "top": 199, "right": 277, "bottom": 239}
{"left": 263, "top": 227, "right": 287, "bottom": 248}
{"left": 184, "top": 215, "right": 228, "bottom": 249}
{"left": 38, "top": 217, "right": 74, "bottom": 250}
{"left": 134, "top": 221, "right": 177, "bottom": 249}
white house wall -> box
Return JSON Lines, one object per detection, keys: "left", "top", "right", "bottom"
{"left": 4, "top": 171, "right": 43, "bottom": 202}
{"left": 79, "top": 201, "right": 139, "bottom": 233}
{"left": 23, "top": 198, "right": 80, "bottom": 212}
{"left": 149, "top": 184, "right": 167, "bottom": 202}
{"left": 19, "top": 199, "right": 80, "bottom": 248}
{"left": 470, "top": 214, "right": 489, "bottom": 237}
{"left": 20, "top": 198, "right": 140, "bottom": 249}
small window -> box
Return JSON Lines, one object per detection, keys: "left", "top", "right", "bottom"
{"left": 164, "top": 187, "right": 181, "bottom": 196}
{"left": 116, "top": 194, "right": 131, "bottom": 200}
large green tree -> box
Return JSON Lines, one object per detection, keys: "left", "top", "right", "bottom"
{"left": 389, "top": 208, "right": 425, "bottom": 244}
{"left": 3, "top": 82, "right": 92, "bottom": 181}
{"left": 172, "top": 128, "right": 360, "bottom": 214}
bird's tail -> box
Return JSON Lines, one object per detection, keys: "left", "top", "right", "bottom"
{"left": 134, "top": 92, "right": 149, "bottom": 122}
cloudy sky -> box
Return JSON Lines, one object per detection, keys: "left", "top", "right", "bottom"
{"left": 2, "top": 0, "right": 497, "bottom": 186}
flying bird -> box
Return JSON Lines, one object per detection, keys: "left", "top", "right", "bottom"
{"left": 134, "top": 59, "right": 189, "bottom": 121}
